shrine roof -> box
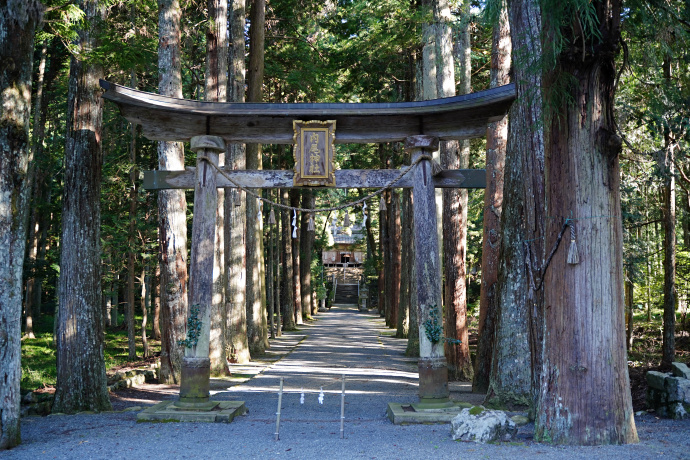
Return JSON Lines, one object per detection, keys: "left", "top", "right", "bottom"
{"left": 100, "top": 80, "right": 515, "bottom": 145}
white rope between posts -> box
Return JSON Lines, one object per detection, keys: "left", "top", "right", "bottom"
{"left": 195, "top": 154, "right": 438, "bottom": 213}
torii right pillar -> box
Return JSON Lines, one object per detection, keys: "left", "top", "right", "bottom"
{"left": 405, "top": 135, "right": 449, "bottom": 403}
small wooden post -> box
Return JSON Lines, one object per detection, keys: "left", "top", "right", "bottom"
{"left": 405, "top": 135, "right": 449, "bottom": 403}
{"left": 179, "top": 135, "right": 225, "bottom": 404}
{"left": 340, "top": 374, "right": 346, "bottom": 439}
{"left": 275, "top": 377, "right": 284, "bottom": 441}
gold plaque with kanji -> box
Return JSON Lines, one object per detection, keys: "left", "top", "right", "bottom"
{"left": 293, "top": 120, "right": 336, "bottom": 187}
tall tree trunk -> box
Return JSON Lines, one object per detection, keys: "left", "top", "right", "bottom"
{"left": 127, "top": 76, "right": 137, "bottom": 360}
{"left": 660, "top": 56, "right": 676, "bottom": 367}
{"left": 389, "top": 190, "right": 401, "bottom": 329}
{"left": 290, "top": 190, "right": 303, "bottom": 324}
{"left": 397, "top": 185, "right": 411, "bottom": 338}
{"left": 479, "top": 0, "right": 546, "bottom": 410}
{"left": 474, "top": 0, "right": 508, "bottom": 394}
{"left": 536, "top": 0, "right": 637, "bottom": 444}
{"left": 281, "top": 189, "right": 296, "bottom": 330}
{"left": 0, "top": 1, "right": 43, "bottom": 448}
{"left": 436, "top": 0, "right": 472, "bottom": 382}
{"left": 23, "top": 40, "right": 49, "bottom": 339}
{"left": 384, "top": 187, "right": 393, "bottom": 325}
{"left": 53, "top": 0, "right": 112, "bottom": 414}
{"left": 272, "top": 189, "right": 283, "bottom": 337}
{"left": 157, "top": 0, "right": 188, "bottom": 384}
{"left": 153, "top": 262, "right": 161, "bottom": 340}
{"left": 206, "top": 0, "right": 228, "bottom": 374}
{"left": 225, "top": 0, "right": 250, "bottom": 364}
{"left": 484, "top": 1, "right": 530, "bottom": 409}
{"left": 300, "top": 190, "right": 315, "bottom": 318}
{"left": 140, "top": 268, "right": 149, "bottom": 358}
{"left": 246, "top": 0, "right": 267, "bottom": 356}
{"left": 267, "top": 197, "right": 275, "bottom": 338}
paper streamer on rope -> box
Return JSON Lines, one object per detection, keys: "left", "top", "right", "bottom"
{"left": 292, "top": 210, "right": 297, "bottom": 238}
{"left": 379, "top": 196, "right": 387, "bottom": 211}
{"left": 318, "top": 387, "right": 324, "bottom": 405}
{"left": 344, "top": 212, "right": 350, "bottom": 227}
{"left": 257, "top": 198, "right": 262, "bottom": 221}
{"left": 268, "top": 208, "right": 276, "bottom": 225}
{"left": 308, "top": 214, "right": 315, "bottom": 231}
{"left": 362, "top": 202, "right": 368, "bottom": 226}
{"left": 567, "top": 222, "right": 579, "bottom": 265}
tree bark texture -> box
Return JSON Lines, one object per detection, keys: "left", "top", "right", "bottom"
{"left": 476, "top": 0, "right": 545, "bottom": 405}
{"left": 225, "top": 0, "right": 250, "bottom": 364}
{"left": 281, "top": 189, "right": 296, "bottom": 330}
{"left": 245, "top": 0, "right": 267, "bottom": 356}
{"left": 536, "top": 0, "right": 638, "bottom": 444}
{"left": 484, "top": 1, "right": 531, "bottom": 410}
{"left": 384, "top": 188, "right": 393, "bottom": 325}
{"left": 290, "top": 190, "right": 303, "bottom": 324}
{"left": 53, "top": 0, "right": 112, "bottom": 415}
{"left": 0, "top": 0, "right": 43, "bottom": 448}
{"left": 23, "top": 41, "right": 49, "bottom": 339}
{"left": 205, "top": 0, "right": 228, "bottom": 374}
{"left": 660, "top": 56, "right": 676, "bottom": 366}
{"left": 127, "top": 105, "right": 137, "bottom": 360}
{"left": 397, "top": 185, "right": 412, "bottom": 338}
{"left": 300, "top": 190, "right": 315, "bottom": 317}
{"left": 389, "top": 190, "right": 401, "bottom": 329}
{"left": 157, "top": 0, "right": 187, "bottom": 384}
{"left": 475, "top": 0, "right": 508, "bottom": 393}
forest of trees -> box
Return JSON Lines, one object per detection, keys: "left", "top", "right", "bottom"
{"left": 1, "top": 0, "right": 689, "bottom": 449}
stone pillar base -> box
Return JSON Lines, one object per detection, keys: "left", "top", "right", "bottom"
{"left": 179, "top": 357, "right": 211, "bottom": 404}
{"left": 418, "top": 356, "right": 449, "bottom": 402}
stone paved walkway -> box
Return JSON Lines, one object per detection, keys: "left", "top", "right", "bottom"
{"left": 9, "top": 305, "right": 689, "bottom": 460}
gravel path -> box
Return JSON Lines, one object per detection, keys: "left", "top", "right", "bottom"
{"left": 7, "top": 305, "right": 690, "bottom": 459}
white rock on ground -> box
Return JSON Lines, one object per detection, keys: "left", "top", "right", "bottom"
{"left": 450, "top": 406, "right": 517, "bottom": 443}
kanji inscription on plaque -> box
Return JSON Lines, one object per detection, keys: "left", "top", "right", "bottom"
{"left": 293, "top": 120, "right": 336, "bottom": 187}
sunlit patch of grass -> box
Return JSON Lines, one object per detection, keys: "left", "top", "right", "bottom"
{"left": 21, "top": 313, "right": 161, "bottom": 393}
{"left": 21, "top": 332, "right": 57, "bottom": 391}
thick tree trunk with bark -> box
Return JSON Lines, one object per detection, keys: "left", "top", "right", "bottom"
{"left": 206, "top": 0, "right": 228, "bottom": 374}
{"left": 536, "top": 0, "right": 638, "bottom": 444}
{"left": 475, "top": 0, "right": 508, "bottom": 393}
{"left": 0, "top": 1, "right": 43, "bottom": 448}
{"left": 225, "top": 0, "right": 250, "bottom": 364}
{"left": 484, "top": 2, "right": 531, "bottom": 409}
{"left": 246, "top": 0, "right": 267, "bottom": 356}
{"left": 477, "top": 0, "right": 545, "bottom": 407}
{"left": 53, "top": 0, "right": 112, "bottom": 415}
{"left": 157, "top": 0, "right": 188, "bottom": 384}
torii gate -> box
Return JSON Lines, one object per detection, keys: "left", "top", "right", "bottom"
{"left": 100, "top": 80, "right": 515, "bottom": 421}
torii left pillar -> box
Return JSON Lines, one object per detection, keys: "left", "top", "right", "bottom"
{"left": 179, "top": 135, "right": 224, "bottom": 405}
{"left": 139, "top": 136, "right": 247, "bottom": 422}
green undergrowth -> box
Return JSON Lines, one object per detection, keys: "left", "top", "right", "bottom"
{"left": 21, "top": 313, "right": 160, "bottom": 393}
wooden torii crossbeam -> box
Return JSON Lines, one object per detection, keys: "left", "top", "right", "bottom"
{"left": 100, "top": 80, "right": 516, "bottom": 412}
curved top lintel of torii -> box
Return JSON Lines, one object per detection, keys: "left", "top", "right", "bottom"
{"left": 100, "top": 80, "right": 515, "bottom": 145}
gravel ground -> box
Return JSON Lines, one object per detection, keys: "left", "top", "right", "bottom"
{"left": 6, "top": 306, "right": 690, "bottom": 459}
